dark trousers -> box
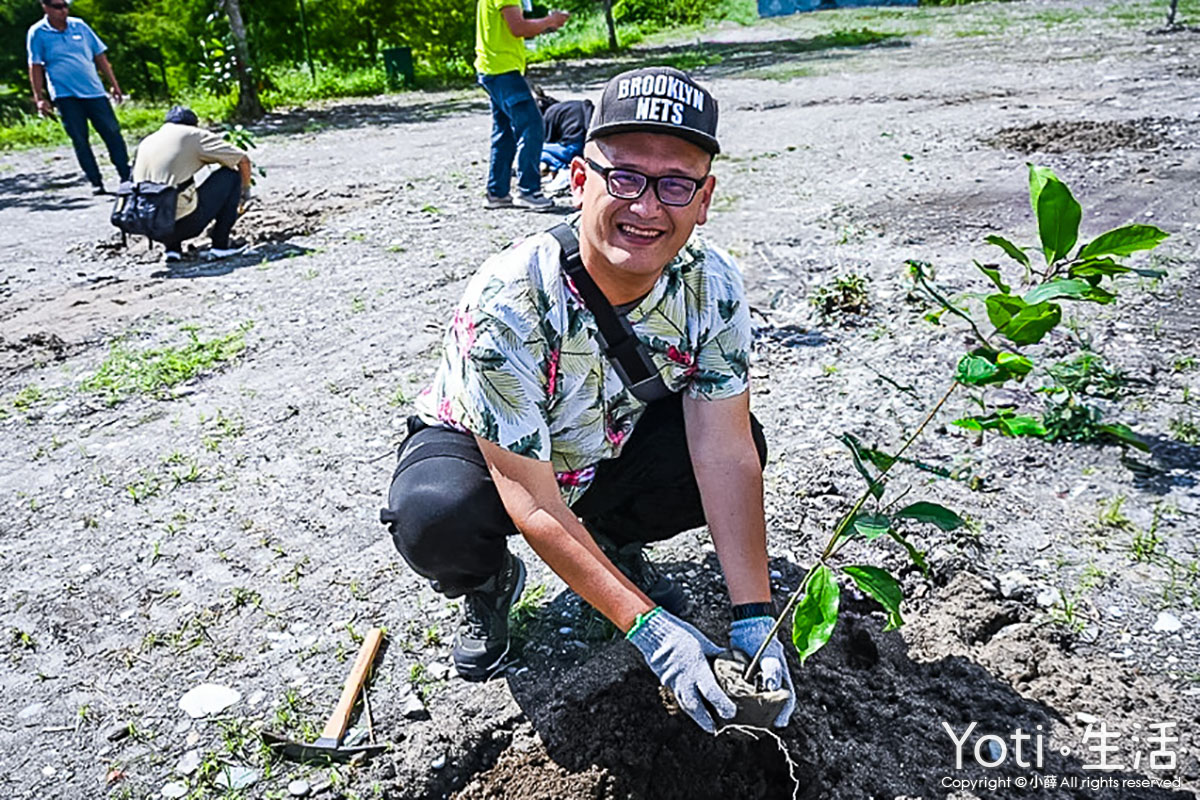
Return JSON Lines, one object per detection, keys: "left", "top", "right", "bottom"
{"left": 54, "top": 96, "right": 130, "bottom": 187}
{"left": 477, "top": 71, "right": 545, "bottom": 197}
{"left": 381, "top": 393, "right": 767, "bottom": 596}
{"left": 163, "top": 167, "right": 241, "bottom": 251}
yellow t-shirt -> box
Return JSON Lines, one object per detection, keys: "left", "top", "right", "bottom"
{"left": 474, "top": 0, "right": 526, "bottom": 76}
{"left": 131, "top": 123, "right": 246, "bottom": 219}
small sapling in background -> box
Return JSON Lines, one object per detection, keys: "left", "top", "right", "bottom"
{"left": 742, "top": 164, "right": 1169, "bottom": 685}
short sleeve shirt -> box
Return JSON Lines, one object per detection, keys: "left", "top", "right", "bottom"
{"left": 132, "top": 123, "right": 247, "bottom": 218}
{"left": 415, "top": 217, "right": 753, "bottom": 505}
{"left": 474, "top": 0, "right": 526, "bottom": 75}
{"left": 26, "top": 17, "right": 107, "bottom": 100}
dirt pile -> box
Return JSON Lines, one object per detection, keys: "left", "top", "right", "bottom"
{"left": 986, "top": 118, "right": 1177, "bottom": 154}
{"left": 441, "top": 573, "right": 1197, "bottom": 800}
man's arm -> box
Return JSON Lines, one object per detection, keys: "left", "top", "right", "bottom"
{"left": 93, "top": 53, "right": 122, "bottom": 103}
{"left": 500, "top": 5, "right": 569, "bottom": 39}
{"left": 237, "top": 155, "right": 252, "bottom": 191}
{"left": 682, "top": 391, "right": 771, "bottom": 606}
{"left": 28, "top": 64, "right": 53, "bottom": 117}
{"left": 474, "top": 435, "right": 653, "bottom": 631}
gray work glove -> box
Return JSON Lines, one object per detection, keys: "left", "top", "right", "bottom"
{"left": 627, "top": 608, "right": 735, "bottom": 733}
{"left": 729, "top": 616, "right": 796, "bottom": 727}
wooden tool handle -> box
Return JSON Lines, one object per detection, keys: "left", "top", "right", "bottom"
{"left": 320, "top": 627, "right": 384, "bottom": 744}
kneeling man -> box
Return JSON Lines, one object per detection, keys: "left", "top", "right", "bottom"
{"left": 382, "top": 67, "right": 794, "bottom": 734}
{"left": 131, "top": 106, "right": 252, "bottom": 261}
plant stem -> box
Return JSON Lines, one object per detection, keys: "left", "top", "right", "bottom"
{"left": 743, "top": 379, "right": 960, "bottom": 680}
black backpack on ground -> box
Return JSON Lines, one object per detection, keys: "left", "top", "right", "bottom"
{"left": 110, "top": 177, "right": 192, "bottom": 241}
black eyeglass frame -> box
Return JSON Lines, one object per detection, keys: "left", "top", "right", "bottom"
{"left": 583, "top": 157, "right": 709, "bottom": 207}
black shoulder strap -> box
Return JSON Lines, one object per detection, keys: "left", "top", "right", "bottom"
{"left": 549, "top": 223, "right": 672, "bottom": 403}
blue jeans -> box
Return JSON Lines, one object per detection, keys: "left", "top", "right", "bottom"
{"left": 541, "top": 139, "right": 583, "bottom": 173}
{"left": 477, "top": 71, "right": 544, "bottom": 197}
{"left": 54, "top": 96, "right": 130, "bottom": 187}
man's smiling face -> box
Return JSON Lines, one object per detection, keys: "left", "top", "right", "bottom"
{"left": 571, "top": 131, "right": 715, "bottom": 301}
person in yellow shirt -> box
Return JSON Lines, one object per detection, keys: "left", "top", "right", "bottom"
{"left": 475, "top": 0, "right": 569, "bottom": 211}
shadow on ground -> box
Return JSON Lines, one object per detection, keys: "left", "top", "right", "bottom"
{"left": 533, "top": 30, "right": 908, "bottom": 88}
{"left": 150, "top": 242, "right": 314, "bottom": 279}
{"left": 0, "top": 169, "right": 94, "bottom": 212}
{"left": 255, "top": 96, "right": 490, "bottom": 136}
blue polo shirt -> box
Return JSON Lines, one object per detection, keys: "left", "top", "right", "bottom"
{"left": 26, "top": 17, "right": 108, "bottom": 100}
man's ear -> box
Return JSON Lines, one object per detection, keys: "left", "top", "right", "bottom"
{"left": 694, "top": 174, "right": 716, "bottom": 226}
{"left": 569, "top": 155, "right": 588, "bottom": 209}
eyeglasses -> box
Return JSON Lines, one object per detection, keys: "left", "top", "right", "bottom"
{"left": 46, "top": 2, "right": 69, "bottom": 8}
{"left": 584, "top": 157, "right": 707, "bottom": 207}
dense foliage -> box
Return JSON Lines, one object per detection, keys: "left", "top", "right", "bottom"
{"left": 0, "top": 0, "right": 479, "bottom": 104}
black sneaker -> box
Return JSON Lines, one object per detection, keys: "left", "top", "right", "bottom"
{"left": 595, "top": 535, "right": 688, "bottom": 615}
{"left": 452, "top": 552, "right": 526, "bottom": 681}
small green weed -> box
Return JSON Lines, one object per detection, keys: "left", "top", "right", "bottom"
{"left": 1096, "top": 495, "right": 1134, "bottom": 531}
{"left": 1168, "top": 415, "right": 1200, "bottom": 445}
{"left": 810, "top": 273, "right": 871, "bottom": 322}
{"left": 10, "top": 628, "right": 37, "bottom": 650}
{"left": 12, "top": 386, "right": 44, "bottom": 412}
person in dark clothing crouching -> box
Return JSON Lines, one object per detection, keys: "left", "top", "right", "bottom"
{"left": 131, "top": 106, "right": 253, "bottom": 262}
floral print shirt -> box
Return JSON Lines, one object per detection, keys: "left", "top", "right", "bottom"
{"left": 416, "top": 217, "right": 752, "bottom": 505}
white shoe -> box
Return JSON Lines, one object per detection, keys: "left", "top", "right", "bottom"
{"left": 164, "top": 250, "right": 182, "bottom": 263}
{"left": 206, "top": 246, "right": 244, "bottom": 259}
{"left": 546, "top": 171, "right": 571, "bottom": 197}
{"left": 513, "top": 191, "right": 555, "bottom": 212}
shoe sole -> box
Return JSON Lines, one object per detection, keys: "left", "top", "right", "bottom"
{"left": 455, "top": 556, "right": 527, "bottom": 682}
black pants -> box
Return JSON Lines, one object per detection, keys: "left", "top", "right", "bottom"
{"left": 381, "top": 394, "right": 767, "bottom": 596}
{"left": 163, "top": 167, "right": 241, "bottom": 251}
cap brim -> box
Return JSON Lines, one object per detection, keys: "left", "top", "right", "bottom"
{"left": 587, "top": 121, "right": 720, "bottom": 155}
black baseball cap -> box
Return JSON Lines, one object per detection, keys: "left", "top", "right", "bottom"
{"left": 586, "top": 66, "right": 719, "bottom": 155}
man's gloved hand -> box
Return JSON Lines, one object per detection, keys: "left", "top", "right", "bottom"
{"left": 628, "top": 608, "right": 735, "bottom": 734}
{"left": 729, "top": 616, "right": 796, "bottom": 727}
{"left": 241, "top": 185, "right": 253, "bottom": 202}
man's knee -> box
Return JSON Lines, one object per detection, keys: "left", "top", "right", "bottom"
{"left": 382, "top": 445, "right": 513, "bottom": 582}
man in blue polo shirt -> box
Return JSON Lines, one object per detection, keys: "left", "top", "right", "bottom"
{"left": 26, "top": 0, "right": 130, "bottom": 194}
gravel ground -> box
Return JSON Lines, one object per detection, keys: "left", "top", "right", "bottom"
{"left": 1, "top": 0, "right": 1198, "bottom": 798}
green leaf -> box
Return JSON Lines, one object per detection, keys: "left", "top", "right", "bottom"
{"left": 999, "top": 301, "right": 1061, "bottom": 346}
{"left": 1025, "top": 278, "right": 1115, "bottom": 305}
{"left": 984, "top": 235, "right": 1030, "bottom": 270}
{"left": 852, "top": 513, "right": 891, "bottom": 540}
{"left": 792, "top": 565, "right": 840, "bottom": 664}
{"left": 1097, "top": 423, "right": 1149, "bottom": 452}
{"left": 973, "top": 260, "right": 1011, "bottom": 293}
{"left": 843, "top": 565, "right": 904, "bottom": 631}
{"left": 1077, "top": 224, "right": 1169, "bottom": 259}
{"left": 895, "top": 501, "right": 965, "bottom": 532}
{"left": 1068, "top": 258, "right": 1132, "bottom": 280}
{"left": 984, "top": 293, "right": 1025, "bottom": 331}
{"left": 1028, "top": 163, "right": 1053, "bottom": 212}
{"left": 955, "top": 354, "right": 999, "bottom": 386}
{"left": 888, "top": 529, "right": 929, "bottom": 577}
{"left": 996, "top": 351, "right": 1034, "bottom": 378}
{"left": 953, "top": 410, "right": 1048, "bottom": 438}
{"left": 1031, "top": 167, "right": 1082, "bottom": 264}
{"left": 838, "top": 433, "right": 884, "bottom": 499}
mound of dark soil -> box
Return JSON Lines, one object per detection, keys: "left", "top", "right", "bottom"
{"left": 987, "top": 119, "right": 1172, "bottom": 154}
{"left": 445, "top": 574, "right": 1197, "bottom": 800}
